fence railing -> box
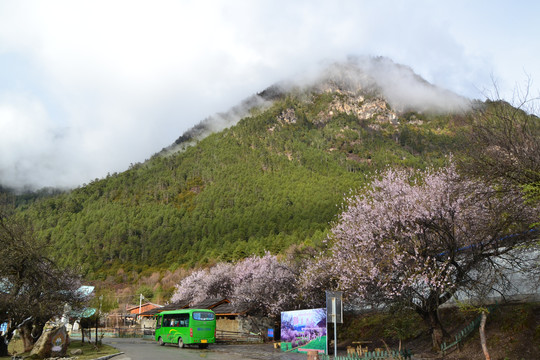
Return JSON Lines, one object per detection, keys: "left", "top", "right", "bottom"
{"left": 440, "top": 303, "right": 498, "bottom": 355}
{"left": 216, "top": 329, "right": 263, "bottom": 343}
{"left": 319, "top": 349, "right": 413, "bottom": 360}
{"left": 73, "top": 327, "right": 262, "bottom": 343}
{"left": 72, "top": 327, "right": 154, "bottom": 339}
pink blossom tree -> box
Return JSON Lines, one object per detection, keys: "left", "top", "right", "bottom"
{"left": 171, "top": 262, "right": 235, "bottom": 304}
{"left": 230, "top": 252, "right": 298, "bottom": 316}
{"left": 171, "top": 268, "right": 209, "bottom": 304}
{"left": 298, "top": 254, "right": 338, "bottom": 308}
{"left": 171, "top": 253, "right": 298, "bottom": 317}
{"left": 327, "top": 163, "right": 538, "bottom": 349}
{"left": 203, "top": 262, "right": 235, "bottom": 299}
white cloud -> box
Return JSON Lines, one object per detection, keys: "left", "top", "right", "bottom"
{"left": 0, "top": 94, "right": 64, "bottom": 188}
{"left": 0, "top": 0, "right": 539, "bottom": 189}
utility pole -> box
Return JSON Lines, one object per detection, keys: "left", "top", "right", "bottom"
{"left": 138, "top": 294, "right": 144, "bottom": 323}
{"left": 96, "top": 295, "right": 103, "bottom": 346}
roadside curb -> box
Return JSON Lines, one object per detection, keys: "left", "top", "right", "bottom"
{"left": 92, "top": 352, "right": 124, "bottom": 360}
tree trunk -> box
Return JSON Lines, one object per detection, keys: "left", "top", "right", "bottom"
{"left": 418, "top": 308, "right": 448, "bottom": 350}
{"left": 18, "top": 321, "right": 35, "bottom": 353}
{"left": 479, "top": 311, "right": 491, "bottom": 360}
{"left": 0, "top": 334, "right": 8, "bottom": 357}
{"left": 431, "top": 324, "right": 445, "bottom": 351}
{"left": 32, "top": 321, "right": 45, "bottom": 341}
{"left": 0, "top": 328, "right": 15, "bottom": 357}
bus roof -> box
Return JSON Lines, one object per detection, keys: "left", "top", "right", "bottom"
{"left": 158, "top": 308, "right": 215, "bottom": 316}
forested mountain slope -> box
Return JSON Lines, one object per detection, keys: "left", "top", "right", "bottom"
{"left": 15, "top": 60, "right": 472, "bottom": 279}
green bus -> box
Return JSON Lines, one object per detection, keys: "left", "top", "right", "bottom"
{"left": 155, "top": 309, "right": 216, "bottom": 348}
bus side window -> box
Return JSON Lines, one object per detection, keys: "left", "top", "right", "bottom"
{"left": 179, "top": 314, "right": 189, "bottom": 327}
{"left": 156, "top": 317, "right": 161, "bottom": 329}
{"left": 163, "top": 317, "right": 170, "bottom": 327}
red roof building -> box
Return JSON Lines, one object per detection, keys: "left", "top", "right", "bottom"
{"left": 126, "top": 302, "right": 162, "bottom": 317}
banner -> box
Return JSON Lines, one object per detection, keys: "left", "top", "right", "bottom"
{"left": 280, "top": 308, "right": 327, "bottom": 353}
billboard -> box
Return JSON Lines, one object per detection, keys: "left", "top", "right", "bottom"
{"left": 280, "top": 308, "right": 327, "bottom": 353}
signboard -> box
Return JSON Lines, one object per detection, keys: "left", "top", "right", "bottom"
{"left": 0, "top": 322, "right": 7, "bottom": 334}
{"left": 280, "top": 308, "right": 327, "bottom": 353}
{"left": 325, "top": 291, "right": 343, "bottom": 324}
{"left": 268, "top": 328, "right": 274, "bottom": 338}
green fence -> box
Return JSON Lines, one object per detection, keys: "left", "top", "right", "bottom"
{"left": 319, "top": 349, "right": 413, "bottom": 360}
{"left": 440, "top": 303, "right": 498, "bottom": 355}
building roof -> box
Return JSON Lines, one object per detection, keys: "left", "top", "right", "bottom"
{"left": 189, "top": 297, "right": 229, "bottom": 309}
{"left": 212, "top": 302, "right": 250, "bottom": 316}
{"left": 139, "top": 298, "right": 251, "bottom": 317}
{"left": 126, "top": 302, "right": 163, "bottom": 312}
{"left": 139, "top": 301, "right": 190, "bottom": 316}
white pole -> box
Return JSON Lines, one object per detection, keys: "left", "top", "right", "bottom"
{"left": 333, "top": 297, "right": 337, "bottom": 358}
{"left": 139, "top": 294, "right": 143, "bottom": 317}
{"left": 325, "top": 312, "right": 328, "bottom": 355}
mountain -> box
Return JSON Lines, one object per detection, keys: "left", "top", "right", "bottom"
{"left": 13, "top": 57, "right": 472, "bottom": 280}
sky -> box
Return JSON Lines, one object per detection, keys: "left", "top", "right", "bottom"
{"left": 1, "top": 0, "right": 539, "bottom": 190}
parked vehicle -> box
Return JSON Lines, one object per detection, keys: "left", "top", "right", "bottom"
{"left": 154, "top": 309, "right": 216, "bottom": 348}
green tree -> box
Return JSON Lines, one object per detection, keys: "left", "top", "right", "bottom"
{"left": 135, "top": 285, "right": 154, "bottom": 303}
{"left": 463, "top": 95, "right": 540, "bottom": 206}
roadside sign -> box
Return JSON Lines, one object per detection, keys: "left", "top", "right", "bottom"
{"left": 325, "top": 291, "right": 343, "bottom": 324}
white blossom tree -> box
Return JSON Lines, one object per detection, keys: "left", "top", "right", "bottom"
{"left": 171, "top": 253, "right": 298, "bottom": 317}
{"left": 326, "top": 163, "right": 538, "bottom": 349}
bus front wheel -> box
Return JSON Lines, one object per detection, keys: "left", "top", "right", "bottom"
{"left": 178, "top": 337, "right": 185, "bottom": 348}
{"left": 158, "top": 337, "right": 164, "bottom": 346}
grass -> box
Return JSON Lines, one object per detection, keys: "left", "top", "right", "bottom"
{"left": 1, "top": 339, "right": 119, "bottom": 360}
{"left": 338, "top": 303, "right": 540, "bottom": 360}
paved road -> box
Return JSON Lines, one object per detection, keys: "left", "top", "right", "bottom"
{"left": 103, "top": 338, "right": 239, "bottom": 360}
{"left": 102, "top": 338, "right": 308, "bottom": 360}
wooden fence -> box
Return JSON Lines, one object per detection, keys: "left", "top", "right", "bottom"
{"left": 215, "top": 329, "right": 263, "bottom": 343}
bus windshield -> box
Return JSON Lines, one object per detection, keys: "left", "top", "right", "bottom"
{"left": 193, "top": 311, "right": 215, "bottom": 321}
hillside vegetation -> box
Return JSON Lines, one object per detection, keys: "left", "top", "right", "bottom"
{"left": 12, "top": 66, "right": 473, "bottom": 286}
{"left": 340, "top": 303, "right": 540, "bottom": 360}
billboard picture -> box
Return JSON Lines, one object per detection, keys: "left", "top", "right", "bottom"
{"left": 280, "top": 308, "right": 327, "bottom": 353}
